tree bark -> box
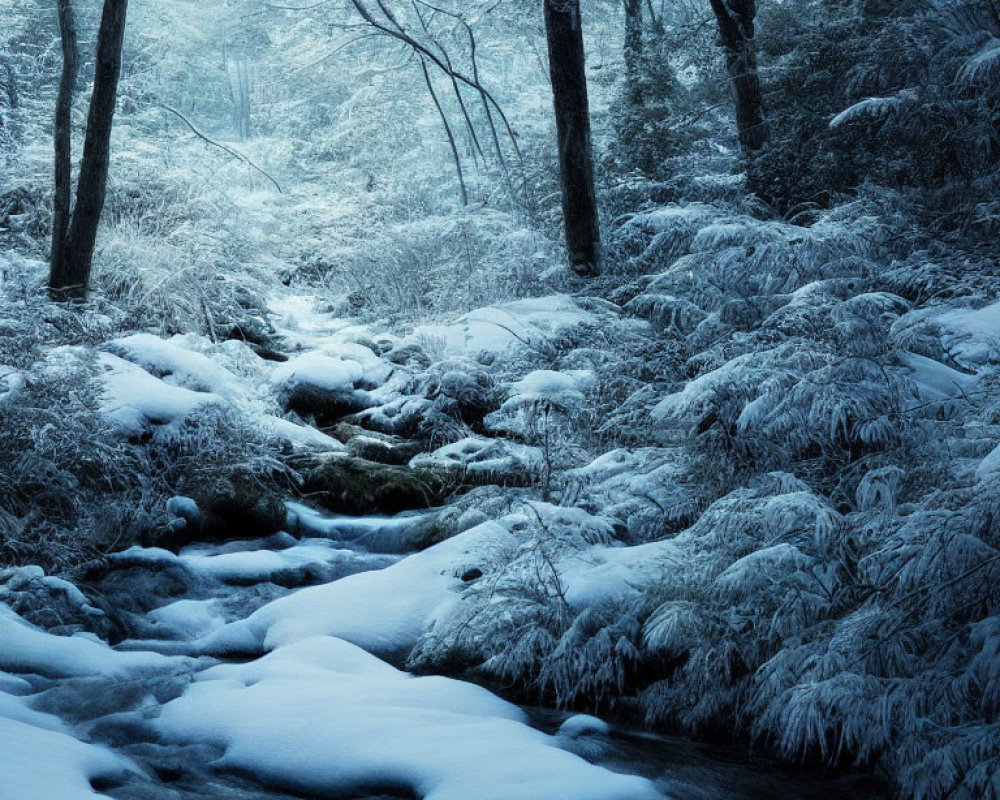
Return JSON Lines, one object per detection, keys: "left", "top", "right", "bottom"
{"left": 544, "top": 0, "right": 602, "bottom": 276}
{"left": 709, "top": 0, "right": 768, "bottom": 152}
{"left": 49, "top": 0, "right": 129, "bottom": 300}
{"left": 51, "top": 0, "right": 79, "bottom": 280}
{"left": 623, "top": 0, "right": 644, "bottom": 106}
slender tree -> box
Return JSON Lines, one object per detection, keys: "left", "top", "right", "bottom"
{"left": 51, "top": 0, "right": 79, "bottom": 280}
{"left": 49, "top": 0, "right": 129, "bottom": 300}
{"left": 544, "top": 0, "right": 601, "bottom": 276}
{"left": 709, "top": 0, "right": 768, "bottom": 152}
{"left": 623, "top": 0, "right": 644, "bottom": 107}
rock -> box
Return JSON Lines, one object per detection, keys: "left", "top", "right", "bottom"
{"left": 409, "top": 438, "right": 541, "bottom": 488}
{"left": 0, "top": 566, "right": 110, "bottom": 637}
{"left": 299, "top": 454, "right": 457, "bottom": 515}
{"left": 348, "top": 396, "right": 433, "bottom": 437}
{"left": 272, "top": 353, "right": 376, "bottom": 425}
{"left": 165, "top": 496, "right": 202, "bottom": 537}
{"left": 283, "top": 383, "right": 374, "bottom": 426}
{"left": 331, "top": 422, "right": 422, "bottom": 466}
{"left": 385, "top": 342, "right": 432, "bottom": 368}
{"left": 178, "top": 470, "right": 286, "bottom": 546}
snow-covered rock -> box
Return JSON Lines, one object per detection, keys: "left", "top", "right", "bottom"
{"left": 153, "top": 636, "right": 662, "bottom": 800}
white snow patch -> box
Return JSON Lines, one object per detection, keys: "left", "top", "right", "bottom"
{"left": 261, "top": 415, "right": 346, "bottom": 450}
{"left": 198, "top": 521, "right": 517, "bottom": 659}
{"left": 98, "top": 353, "right": 221, "bottom": 435}
{"left": 111, "top": 540, "right": 372, "bottom": 585}
{"left": 502, "top": 369, "right": 596, "bottom": 410}
{"left": 898, "top": 351, "right": 977, "bottom": 404}
{"left": 0, "top": 604, "right": 184, "bottom": 679}
{"left": 271, "top": 352, "right": 364, "bottom": 392}
{"left": 155, "top": 636, "right": 661, "bottom": 800}
{"left": 0, "top": 715, "right": 136, "bottom": 800}
{"left": 108, "top": 333, "right": 244, "bottom": 401}
{"left": 976, "top": 444, "right": 1000, "bottom": 480}
{"left": 412, "top": 295, "right": 600, "bottom": 357}
{"left": 558, "top": 714, "right": 612, "bottom": 738}
{"left": 934, "top": 301, "right": 1000, "bottom": 367}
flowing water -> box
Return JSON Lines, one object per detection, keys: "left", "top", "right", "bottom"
{"left": 25, "top": 509, "right": 888, "bottom": 800}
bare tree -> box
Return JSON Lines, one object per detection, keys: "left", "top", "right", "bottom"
{"left": 49, "top": 0, "right": 129, "bottom": 300}
{"left": 709, "top": 0, "right": 767, "bottom": 152}
{"left": 544, "top": 0, "right": 601, "bottom": 276}
{"left": 51, "top": 0, "right": 79, "bottom": 280}
{"left": 623, "top": 0, "right": 644, "bottom": 106}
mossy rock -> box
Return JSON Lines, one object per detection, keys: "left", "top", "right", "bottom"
{"left": 282, "top": 384, "right": 375, "bottom": 427}
{"left": 331, "top": 422, "right": 422, "bottom": 466}
{"left": 300, "top": 455, "right": 457, "bottom": 516}
{"left": 181, "top": 470, "right": 287, "bottom": 545}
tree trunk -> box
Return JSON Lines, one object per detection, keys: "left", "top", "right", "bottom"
{"left": 623, "top": 0, "right": 644, "bottom": 106}
{"left": 51, "top": 0, "right": 79, "bottom": 279}
{"left": 1, "top": 57, "right": 18, "bottom": 109}
{"left": 49, "top": 0, "right": 129, "bottom": 300}
{"left": 544, "top": 0, "right": 601, "bottom": 276}
{"left": 709, "top": 0, "right": 768, "bottom": 152}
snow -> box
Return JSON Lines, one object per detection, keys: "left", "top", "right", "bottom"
{"left": 410, "top": 437, "right": 542, "bottom": 479}
{"left": 898, "top": 351, "right": 977, "bottom": 404}
{"left": 976, "top": 444, "right": 1000, "bottom": 480}
{"left": 107, "top": 333, "right": 245, "bottom": 401}
{"left": 271, "top": 352, "right": 365, "bottom": 391}
{"left": 268, "top": 294, "right": 354, "bottom": 348}
{"left": 154, "top": 636, "right": 662, "bottom": 800}
{"left": 411, "top": 295, "right": 601, "bottom": 357}
{"left": 0, "top": 715, "right": 135, "bottom": 800}
{"left": 98, "top": 352, "right": 221, "bottom": 435}
{"left": 111, "top": 539, "right": 378, "bottom": 586}
{"left": 935, "top": 301, "right": 1000, "bottom": 367}
{"left": 148, "top": 599, "right": 226, "bottom": 640}
{"left": 0, "top": 604, "right": 183, "bottom": 679}
{"left": 558, "top": 714, "right": 612, "bottom": 738}
{"left": 560, "top": 539, "right": 681, "bottom": 608}
{"left": 0, "top": 365, "right": 24, "bottom": 408}
{"left": 198, "top": 521, "right": 516, "bottom": 659}
{"left": 286, "top": 501, "right": 437, "bottom": 553}
{"left": 502, "top": 369, "right": 596, "bottom": 410}
{"left": 261, "top": 414, "right": 346, "bottom": 449}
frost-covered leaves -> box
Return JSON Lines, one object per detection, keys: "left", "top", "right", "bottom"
{"left": 404, "top": 201, "right": 1000, "bottom": 800}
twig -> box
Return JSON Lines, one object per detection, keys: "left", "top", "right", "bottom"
{"left": 154, "top": 102, "right": 283, "bottom": 193}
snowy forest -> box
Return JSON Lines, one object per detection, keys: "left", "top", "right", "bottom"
{"left": 1, "top": 0, "right": 999, "bottom": 798}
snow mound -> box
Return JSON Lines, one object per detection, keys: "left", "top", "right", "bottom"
{"left": 197, "top": 521, "right": 517, "bottom": 660}
{"left": 412, "top": 295, "right": 602, "bottom": 357}
{"left": 0, "top": 713, "right": 135, "bottom": 800}
{"left": 98, "top": 352, "right": 221, "bottom": 436}
{"left": 410, "top": 437, "right": 542, "bottom": 482}
{"left": 0, "top": 604, "right": 182, "bottom": 679}
{"left": 107, "top": 333, "right": 245, "bottom": 401}
{"left": 502, "top": 369, "right": 596, "bottom": 410}
{"left": 934, "top": 300, "right": 1000, "bottom": 367}
{"left": 155, "top": 636, "right": 662, "bottom": 800}
{"left": 271, "top": 352, "right": 365, "bottom": 392}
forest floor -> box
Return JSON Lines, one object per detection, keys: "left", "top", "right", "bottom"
{"left": 1, "top": 126, "right": 999, "bottom": 799}
{"left": 0, "top": 278, "right": 894, "bottom": 800}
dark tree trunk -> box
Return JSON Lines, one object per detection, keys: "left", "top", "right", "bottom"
{"left": 544, "top": 0, "right": 601, "bottom": 276}
{"left": 1, "top": 57, "right": 18, "bottom": 109}
{"left": 709, "top": 0, "right": 768, "bottom": 152}
{"left": 624, "top": 0, "right": 644, "bottom": 106}
{"left": 49, "top": 0, "right": 128, "bottom": 300}
{"left": 51, "top": 0, "right": 79, "bottom": 278}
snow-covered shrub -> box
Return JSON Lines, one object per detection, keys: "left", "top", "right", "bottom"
{"left": 306, "top": 210, "right": 559, "bottom": 323}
